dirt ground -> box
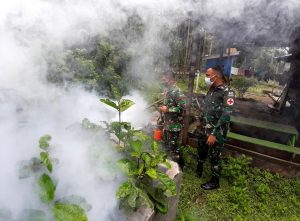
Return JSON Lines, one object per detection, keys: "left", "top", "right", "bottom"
{"left": 233, "top": 92, "right": 294, "bottom": 125}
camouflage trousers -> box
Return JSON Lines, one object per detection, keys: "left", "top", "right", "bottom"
{"left": 197, "top": 133, "right": 224, "bottom": 178}
{"left": 163, "top": 130, "right": 180, "bottom": 154}
{"left": 163, "top": 130, "right": 185, "bottom": 169}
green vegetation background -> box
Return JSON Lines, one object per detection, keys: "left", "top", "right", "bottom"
{"left": 175, "top": 147, "right": 300, "bottom": 221}
{"left": 42, "top": 13, "right": 299, "bottom": 220}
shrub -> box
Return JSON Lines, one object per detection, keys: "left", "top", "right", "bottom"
{"left": 230, "top": 76, "right": 256, "bottom": 98}
{"left": 100, "top": 93, "right": 176, "bottom": 214}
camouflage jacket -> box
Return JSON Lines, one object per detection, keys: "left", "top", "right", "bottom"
{"left": 200, "top": 84, "right": 234, "bottom": 142}
{"left": 162, "top": 84, "right": 186, "bottom": 132}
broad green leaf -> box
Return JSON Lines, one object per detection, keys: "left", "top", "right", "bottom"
{"left": 142, "top": 184, "right": 167, "bottom": 212}
{"left": 100, "top": 98, "right": 119, "bottom": 110}
{"left": 136, "top": 163, "right": 145, "bottom": 176}
{"left": 136, "top": 188, "right": 154, "bottom": 209}
{"left": 115, "top": 132, "right": 126, "bottom": 141}
{"left": 52, "top": 203, "right": 88, "bottom": 221}
{"left": 130, "top": 151, "right": 140, "bottom": 158}
{"left": 40, "top": 152, "right": 53, "bottom": 173}
{"left": 130, "top": 140, "right": 143, "bottom": 154}
{"left": 141, "top": 152, "right": 152, "bottom": 167}
{"left": 110, "top": 122, "right": 131, "bottom": 131}
{"left": 146, "top": 168, "right": 157, "bottom": 179}
{"left": 81, "top": 118, "right": 102, "bottom": 131}
{"left": 151, "top": 141, "right": 159, "bottom": 153}
{"left": 155, "top": 201, "right": 168, "bottom": 214}
{"left": 109, "top": 122, "right": 129, "bottom": 138}
{"left": 18, "top": 209, "right": 46, "bottom": 221}
{"left": 110, "top": 121, "right": 122, "bottom": 130}
{"left": 127, "top": 188, "right": 138, "bottom": 208}
{"left": 119, "top": 99, "right": 135, "bottom": 112}
{"left": 123, "top": 122, "right": 132, "bottom": 130}
{"left": 157, "top": 172, "right": 176, "bottom": 195}
{"left": 152, "top": 153, "right": 167, "bottom": 167}
{"left": 39, "top": 135, "right": 52, "bottom": 150}
{"left": 117, "top": 159, "right": 135, "bottom": 175}
{"left": 133, "top": 131, "right": 150, "bottom": 141}
{"left": 55, "top": 195, "right": 92, "bottom": 212}
{"left": 38, "top": 174, "right": 56, "bottom": 204}
{"left": 116, "top": 181, "right": 132, "bottom": 198}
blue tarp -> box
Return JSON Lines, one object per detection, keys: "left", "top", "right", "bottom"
{"left": 205, "top": 57, "right": 233, "bottom": 77}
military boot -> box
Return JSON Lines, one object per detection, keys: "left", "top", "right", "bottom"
{"left": 196, "top": 162, "right": 203, "bottom": 178}
{"left": 201, "top": 177, "right": 219, "bottom": 190}
{"left": 177, "top": 154, "right": 185, "bottom": 171}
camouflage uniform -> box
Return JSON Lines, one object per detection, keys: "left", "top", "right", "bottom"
{"left": 162, "top": 84, "right": 186, "bottom": 156}
{"left": 197, "top": 84, "right": 234, "bottom": 178}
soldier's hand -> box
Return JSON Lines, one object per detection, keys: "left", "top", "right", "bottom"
{"left": 206, "top": 135, "right": 217, "bottom": 147}
{"left": 159, "top": 105, "right": 168, "bottom": 113}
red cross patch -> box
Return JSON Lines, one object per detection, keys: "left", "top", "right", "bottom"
{"left": 227, "top": 98, "right": 234, "bottom": 106}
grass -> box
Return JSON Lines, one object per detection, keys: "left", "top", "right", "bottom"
{"left": 247, "top": 79, "right": 283, "bottom": 95}
{"left": 175, "top": 146, "right": 300, "bottom": 221}
{"left": 143, "top": 76, "right": 299, "bottom": 220}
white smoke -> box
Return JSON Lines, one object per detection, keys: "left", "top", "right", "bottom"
{"left": 0, "top": 0, "right": 299, "bottom": 220}
{"left": 0, "top": 1, "right": 154, "bottom": 219}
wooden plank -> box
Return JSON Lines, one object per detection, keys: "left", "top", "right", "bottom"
{"left": 227, "top": 132, "right": 300, "bottom": 154}
{"left": 267, "top": 92, "right": 280, "bottom": 102}
{"left": 225, "top": 143, "right": 300, "bottom": 177}
{"left": 231, "top": 116, "right": 298, "bottom": 136}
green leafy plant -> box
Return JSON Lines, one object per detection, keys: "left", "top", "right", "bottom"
{"left": 100, "top": 93, "right": 176, "bottom": 214}
{"left": 52, "top": 203, "right": 88, "bottom": 221}
{"left": 176, "top": 208, "right": 198, "bottom": 221}
{"left": 100, "top": 84, "right": 135, "bottom": 144}
{"left": 230, "top": 76, "right": 256, "bottom": 98}
{"left": 228, "top": 186, "right": 250, "bottom": 212}
{"left": 222, "top": 155, "right": 251, "bottom": 185}
{"left": 47, "top": 38, "right": 136, "bottom": 98}
{"left": 16, "top": 135, "right": 90, "bottom": 221}
{"left": 255, "top": 183, "right": 271, "bottom": 201}
{"left": 116, "top": 131, "right": 175, "bottom": 214}
{"left": 81, "top": 118, "right": 103, "bottom": 131}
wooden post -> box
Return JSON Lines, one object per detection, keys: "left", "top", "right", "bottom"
{"left": 184, "top": 19, "right": 191, "bottom": 69}
{"left": 209, "top": 38, "right": 213, "bottom": 56}
{"left": 225, "top": 45, "right": 231, "bottom": 82}
{"left": 182, "top": 32, "right": 204, "bottom": 145}
{"left": 182, "top": 66, "right": 195, "bottom": 145}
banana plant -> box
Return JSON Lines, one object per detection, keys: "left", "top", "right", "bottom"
{"left": 100, "top": 84, "right": 135, "bottom": 144}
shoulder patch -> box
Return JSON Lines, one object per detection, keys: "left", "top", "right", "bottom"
{"left": 224, "top": 89, "right": 235, "bottom": 107}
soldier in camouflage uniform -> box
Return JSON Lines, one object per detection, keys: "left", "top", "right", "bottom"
{"left": 196, "top": 66, "right": 234, "bottom": 190}
{"left": 159, "top": 70, "right": 186, "bottom": 168}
